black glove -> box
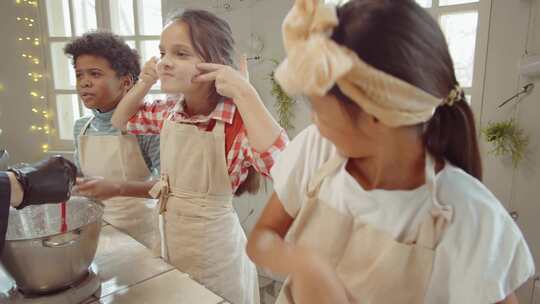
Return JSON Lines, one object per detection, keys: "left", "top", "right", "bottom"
{"left": 7, "top": 155, "right": 77, "bottom": 209}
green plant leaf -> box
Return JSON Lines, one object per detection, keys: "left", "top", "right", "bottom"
{"left": 481, "top": 119, "right": 529, "bottom": 168}
{"left": 268, "top": 60, "right": 296, "bottom": 132}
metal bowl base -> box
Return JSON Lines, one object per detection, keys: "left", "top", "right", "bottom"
{"left": 1, "top": 265, "right": 100, "bottom": 304}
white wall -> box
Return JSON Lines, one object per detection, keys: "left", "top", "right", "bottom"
{"left": 0, "top": 1, "right": 50, "bottom": 166}
{"left": 480, "top": 0, "right": 540, "bottom": 301}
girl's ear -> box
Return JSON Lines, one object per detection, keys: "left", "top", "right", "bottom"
{"left": 356, "top": 111, "right": 382, "bottom": 135}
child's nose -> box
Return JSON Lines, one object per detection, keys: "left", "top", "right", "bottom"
{"left": 79, "top": 76, "right": 92, "bottom": 88}
{"left": 158, "top": 56, "right": 172, "bottom": 69}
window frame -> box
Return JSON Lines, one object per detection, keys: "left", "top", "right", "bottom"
{"left": 39, "top": 0, "right": 164, "bottom": 152}
{"left": 422, "top": 0, "right": 492, "bottom": 131}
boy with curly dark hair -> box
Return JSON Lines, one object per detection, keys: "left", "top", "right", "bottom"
{"left": 65, "top": 31, "right": 159, "bottom": 249}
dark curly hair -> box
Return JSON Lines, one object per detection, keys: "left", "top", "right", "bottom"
{"left": 64, "top": 31, "right": 140, "bottom": 82}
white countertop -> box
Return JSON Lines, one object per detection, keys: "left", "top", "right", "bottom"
{"left": 1, "top": 223, "right": 230, "bottom": 304}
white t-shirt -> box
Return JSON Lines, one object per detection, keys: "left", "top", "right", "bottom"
{"left": 271, "top": 125, "right": 535, "bottom": 303}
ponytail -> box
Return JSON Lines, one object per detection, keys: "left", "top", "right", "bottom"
{"left": 424, "top": 91, "right": 482, "bottom": 180}
{"left": 235, "top": 167, "right": 261, "bottom": 196}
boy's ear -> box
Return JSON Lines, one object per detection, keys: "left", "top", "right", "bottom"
{"left": 120, "top": 74, "right": 134, "bottom": 91}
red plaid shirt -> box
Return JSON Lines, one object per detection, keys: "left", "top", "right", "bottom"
{"left": 126, "top": 95, "right": 289, "bottom": 192}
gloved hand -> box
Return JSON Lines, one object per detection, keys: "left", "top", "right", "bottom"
{"left": 7, "top": 155, "right": 77, "bottom": 209}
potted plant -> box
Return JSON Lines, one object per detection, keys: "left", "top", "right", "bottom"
{"left": 482, "top": 119, "right": 529, "bottom": 168}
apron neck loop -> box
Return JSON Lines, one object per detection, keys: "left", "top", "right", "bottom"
{"left": 414, "top": 153, "right": 454, "bottom": 249}
{"left": 212, "top": 119, "right": 225, "bottom": 135}
{"left": 424, "top": 153, "right": 454, "bottom": 223}
{"left": 79, "top": 116, "right": 95, "bottom": 136}
{"left": 166, "top": 97, "right": 183, "bottom": 121}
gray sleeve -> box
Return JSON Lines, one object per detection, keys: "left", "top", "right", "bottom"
{"left": 137, "top": 135, "right": 161, "bottom": 177}
{"left": 0, "top": 172, "right": 11, "bottom": 253}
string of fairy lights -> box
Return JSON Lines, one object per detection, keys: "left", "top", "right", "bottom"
{"left": 15, "top": 0, "right": 51, "bottom": 153}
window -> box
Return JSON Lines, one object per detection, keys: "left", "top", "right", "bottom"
{"left": 41, "top": 0, "right": 164, "bottom": 150}
{"left": 325, "top": 0, "right": 491, "bottom": 111}
{"left": 419, "top": 0, "right": 484, "bottom": 104}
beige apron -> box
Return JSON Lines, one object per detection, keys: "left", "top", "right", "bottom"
{"left": 276, "top": 154, "right": 453, "bottom": 304}
{"left": 78, "top": 116, "right": 157, "bottom": 249}
{"left": 150, "top": 118, "right": 260, "bottom": 304}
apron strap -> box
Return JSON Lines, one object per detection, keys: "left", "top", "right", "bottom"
{"left": 116, "top": 137, "right": 130, "bottom": 181}
{"left": 150, "top": 174, "right": 171, "bottom": 260}
{"left": 149, "top": 173, "right": 232, "bottom": 214}
{"left": 165, "top": 95, "right": 183, "bottom": 120}
{"left": 212, "top": 119, "right": 225, "bottom": 135}
{"left": 306, "top": 155, "right": 346, "bottom": 197}
{"left": 150, "top": 174, "right": 170, "bottom": 214}
{"left": 413, "top": 205, "right": 453, "bottom": 249}
{"left": 413, "top": 154, "right": 454, "bottom": 249}
{"left": 79, "top": 116, "right": 95, "bottom": 136}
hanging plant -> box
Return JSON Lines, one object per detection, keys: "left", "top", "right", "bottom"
{"left": 268, "top": 59, "right": 296, "bottom": 132}
{"left": 482, "top": 119, "right": 529, "bottom": 168}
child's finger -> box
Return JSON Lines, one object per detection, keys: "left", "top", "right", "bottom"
{"left": 196, "top": 63, "right": 225, "bottom": 72}
{"left": 74, "top": 177, "right": 102, "bottom": 190}
{"left": 193, "top": 71, "right": 219, "bottom": 82}
{"left": 145, "top": 69, "right": 158, "bottom": 79}
{"left": 238, "top": 54, "right": 249, "bottom": 80}
{"left": 75, "top": 177, "right": 86, "bottom": 185}
{"left": 73, "top": 181, "right": 94, "bottom": 191}
{"left": 144, "top": 58, "right": 158, "bottom": 71}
